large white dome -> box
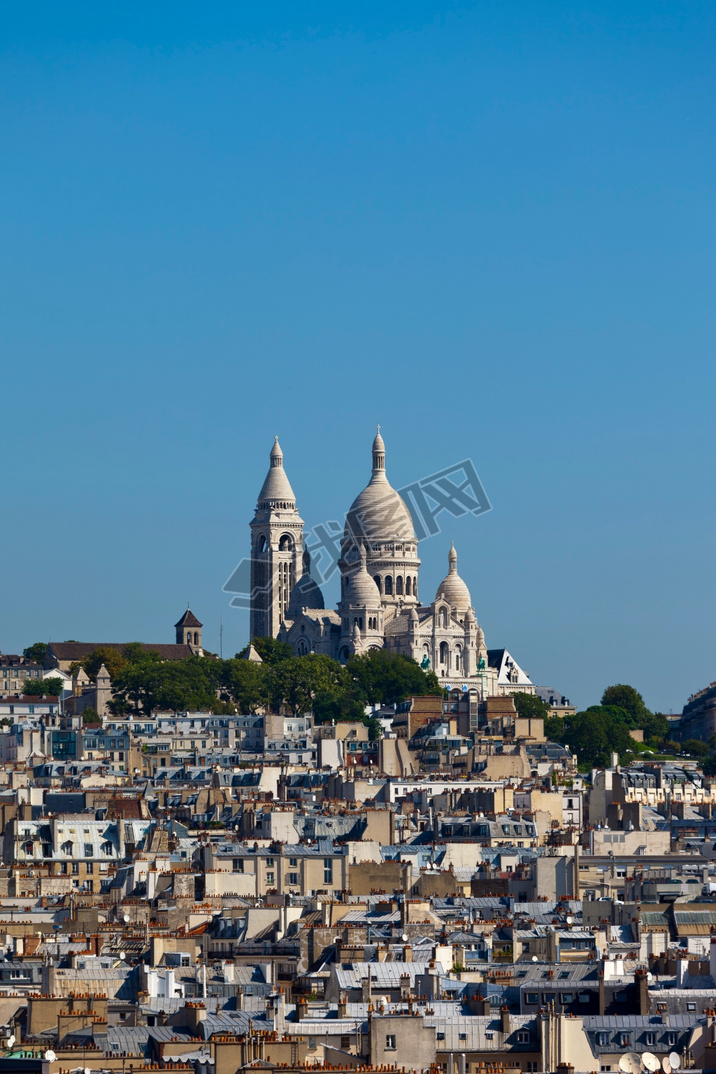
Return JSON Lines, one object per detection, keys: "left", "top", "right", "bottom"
{"left": 344, "top": 429, "right": 415, "bottom": 542}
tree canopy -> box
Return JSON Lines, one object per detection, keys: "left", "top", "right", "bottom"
{"left": 23, "top": 677, "right": 63, "bottom": 697}
{"left": 106, "top": 639, "right": 439, "bottom": 719}
{"left": 23, "top": 642, "right": 49, "bottom": 664}
{"left": 511, "top": 692, "right": 549, "bottom": 720}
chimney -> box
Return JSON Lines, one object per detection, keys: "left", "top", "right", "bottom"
{"left": 636, "top": 968, "right": 649, "bottom": 1015}
{"left": 338, "top": 991, "right": 348, "bottom": 1019}
{"left": 361, "top": 976, "right": 372, "bottom": 1003}
{"left": 272, "top": 992, "right": 286, "bottom": 1035}
{"left": 500, "top": 1005, "right": 511, "bottom": 1035}
{"left": 400, "top": 973, "right": 411, "bottom": 1002}
{"left": 404, "top": 944, "right": 413, "bottom": 963}
{"left": 676, "top": 954, "right": 690, "bottom": 988}
{"left": 297, "top": 996, "right": 309, "bottom": 1021}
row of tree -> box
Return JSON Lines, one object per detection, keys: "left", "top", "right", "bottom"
{"left": 55, "top": 638, "right": 442, "bottom": 721}
{"left": 514, "top": 683, "right": 674, "bottom": 769}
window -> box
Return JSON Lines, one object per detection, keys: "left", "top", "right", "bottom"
{"left": 645, "top": 1034, "right": 655, "bottom": 1047}
{"left": 233, "top": 859, "right": 244, "bottom": 872}
{"left": 324, "top": 858, "right": 333, "bottom": 884}
{"left": 578, "top": 994, "right": 590, "bottom": 1004}
{"left": 687, "top": 1003, "right": 696, "bottom": 1012}
{"left": 385, "top": 576, "right": 393, "bottom": 596}
{"left": 288, "top": 873, "right": 298, "bottom": 885}
{"left": 436, "top": 1033, "right": 445, "bottom": 1042}
{"left": 517, "top": 1032, "right": 530, "bottom": 1044}
{"left": 266, "top": 873, "right": 275, "bottom": 885}
{"left": 597, "top": 1033, "right": 609, "bottom": 1046}
{"left": 341, "top": 1037, "right": 351, "bottom": 1050}
{"left": 561, "top": 994, "right": 574, "bottom": 1004}
{"left": 385, "top": 1036, "right": 396, "bottom": 1051}
{"left": 525, "top": 993, "right": 538, "bottom": 1004}
{"left": 84, "top": 844, "right": 93, "bottom": 858}
{"left": 619, "top": 1034, "right": 630, "bottom": 1048}
{"left": 667, "top": 1034, "right": 677, "bottom": 1047}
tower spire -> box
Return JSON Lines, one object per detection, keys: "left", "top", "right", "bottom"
{"left": 372, "top": 425, "right": 386, "bottom": 474}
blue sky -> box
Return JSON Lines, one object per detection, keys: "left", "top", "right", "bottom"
{"left": 1, "top": 2, "right": 714, "bottom": 712}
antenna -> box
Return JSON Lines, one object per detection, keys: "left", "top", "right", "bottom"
{"left": 220, "top": 616, "right": 224, "bottom": 660}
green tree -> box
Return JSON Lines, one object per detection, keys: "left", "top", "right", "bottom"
{"left": 600, "top": 684, "right": 650, "bottom": 727}
{"left": 79, "top": 646, "right": 126, "bottom": 681}
{"left": 82, "top": 707, "right": 101, "bottom": 724}
{"left": 109, "top": 648, "right": 165, "bottom": 714}
{"left": 366, "top": 716, "right": 382, "bottom": 742}
{"left": 23, "top": 677, "right": 63, "bottom": 697}
{"left": 23, "top": 642, "right": 49, "bottom": 664}
{"left": 268, "top": 654, "right": 346, "bottom": 715}
{"left": 312, "top": 689, "right": 366, "bottom": 724}
{"left": 702, "top": 755, "right": 716, "bottom": 777}
{"left": 557, "top": 706, "right": 634, "bottom": 768}
{"left": 682, "top": 738, "right": 709, "bottom": 759}
{"left": 220, "top": 658, "right": 269, "bottom": 714}
{"left": 238, "top": 636, "right": 293, "bottom": 665}
{"left": 544, "top": 715, "right": 565, "bottom": 742}
{"left": 642, "top": 711, "right": 670, "bottom": 745}
{"left": 346, "top": 649, "right": 442, "bottom": 707}
{"left": 511, "top": 692, "right": 549, "bottom": 719}
{"left": 662, "top": 739, "right": 680, "bottom": 754}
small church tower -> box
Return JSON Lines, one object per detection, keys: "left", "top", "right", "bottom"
{"left": 250, "top": 437, "right": 305, "bottom": 639}
{"left": 175, "top": 608, "right": 203, "bottom": 651}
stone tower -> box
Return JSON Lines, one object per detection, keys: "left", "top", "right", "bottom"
{"left": 250, "top": 437, "right": 305, "bottom": 639}
{"left": 175, "top": 608, "right": 203, "bottom": 650}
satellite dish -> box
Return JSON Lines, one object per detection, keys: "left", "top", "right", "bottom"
{"left": 662, "top": 1059, "right": 672, "bottom": 1074}
{"left": 646, "top": 972, "right": 653, "bottom": 982}
{"left": 532, "top": 955, "right": 539, "bottom": 962}
{"left": 669, "top": 1055, "right": 681, "bottom": 1071}
{"left": 6, "top": 1035, "right": 14, "bottom": 1048}
{"left": 621, "top": 1053, "right": 643, "bottom": 1074}
{"left": 401, "top": 934, "right": 408, "bottom": 942}
{"left": 643, "top": 1054, "right": 659, "bottom": 1072}
{"left": 119, "top": 951, "right": 126, "bottom": 960}
{"left": 85, "top": 1067, "right": 92, "bottom": 1074}
{"left": 44, "top": 1050, "right": 56, "bottom": 1062}
{"left": 123, "top": 913, "right": 130, "bottom": 923}
{"left": 566, "top": 915, "right": 574, "bottom": 925}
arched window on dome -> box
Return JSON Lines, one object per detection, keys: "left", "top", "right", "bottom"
{"left": 193, "top": 632, "right": 199, "bottom": 645}
{"left": 406, "top": 576, "right": 412, "bottom": 595}
{"left": 413, "top": 576, "right": 418, "bottom": 598}
{"left": 439, "top": 607, "right": 448, "bottom": 629}
{"left": 279, "top": 533, "right": 294, "bottom": 551}
{"left": 439, "top": 641, "right": 449, "bottom": 666}
{"left": 384, "top": 576, "right": 393, "bottom": 596}
{"left": 359, "top": 617, "right": 363, "bottom": 630}
{"left": 374, "top": 575, "right": 382, "bottom": 593}
{"left": 454, "top": 645, "right": 462, "bottom": 671}
{"left": 256, "top": 535, "right": 267, "bottom": 553}
{"left": 396, "top": 576, "right": 403, "bottom": 595}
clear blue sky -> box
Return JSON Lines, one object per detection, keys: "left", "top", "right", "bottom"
{"left": 1, "top": 2, "right": 714, "bottom": 713}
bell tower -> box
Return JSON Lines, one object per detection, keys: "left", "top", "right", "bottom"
{"left": 250, "top": 437, "right": 304, "bottom": 639}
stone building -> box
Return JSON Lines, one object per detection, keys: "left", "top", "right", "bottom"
{"left": 248, "top": 430, "right": 534, "bottom": 697}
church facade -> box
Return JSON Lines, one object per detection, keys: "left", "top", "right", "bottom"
{"left": 248, "top": 431, "right": 535, "bottom": 699}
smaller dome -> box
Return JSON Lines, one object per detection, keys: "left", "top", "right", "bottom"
{"left": 257, "top": 436, "right": 296, "bottom": 504}
{"left": 287, "top": 551, "right": 325, "bottom": 618}
{"left": 435, "top": 542, "right": 473, "bottom": 614}
{"left": 343, "top": 544, "right": 381, "bottom": 607}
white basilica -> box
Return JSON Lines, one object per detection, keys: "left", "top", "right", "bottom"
{"left": 248, "top": 430, "right": 535, "bottom": 697}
